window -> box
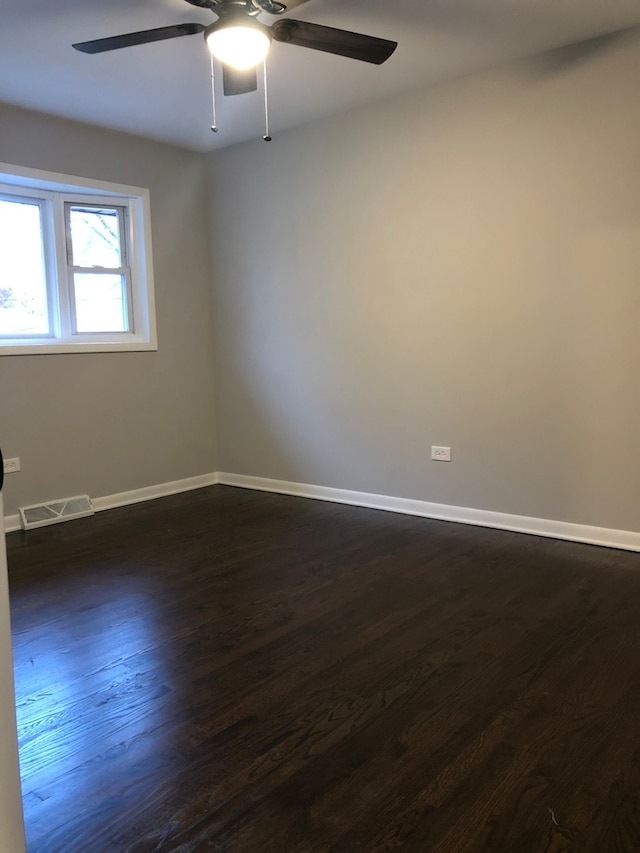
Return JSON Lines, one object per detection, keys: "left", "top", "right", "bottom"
{"left": 0, "top": 164, "right": 156, "bottom": 354}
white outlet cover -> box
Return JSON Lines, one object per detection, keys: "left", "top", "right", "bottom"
{"left": 431, "top": 446, "right": 451, "bottom": 462}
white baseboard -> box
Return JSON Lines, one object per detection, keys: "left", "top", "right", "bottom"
{"left": 4, "top": 515, "right": 20, "bottom": 534}
{"left": 92, "top": 473, "right": 219, "bottom": 514}
{"left": 5, "top": 470, "right": 639, "bottom": 553}
{"left": 217, "top": 472, "right": 640, "bottom": 553}
{"left": 3, "top": 472, "right": 219, "bottom": 534}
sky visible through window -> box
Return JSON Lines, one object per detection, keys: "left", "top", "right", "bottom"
{"left": 69, "top": 206, "right": 128, "bottom": 333}
{"left": 0, "top": 198, "right": 49, "bottom": 335}
{"left": 0, "top": 200, "right": 128, "bottom": 336}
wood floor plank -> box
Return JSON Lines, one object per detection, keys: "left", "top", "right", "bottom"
{"left": 6, "top": 485, "right": 640, "bottom": 851}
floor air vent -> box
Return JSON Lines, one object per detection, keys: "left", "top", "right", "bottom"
{"left": 19, "top": 495, "right": 94, "bottom": 530}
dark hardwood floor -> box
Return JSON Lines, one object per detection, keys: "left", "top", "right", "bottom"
{"left": 7, "top": 485, "right": 640, "bottom": 852}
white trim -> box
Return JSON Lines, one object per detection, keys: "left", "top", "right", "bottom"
{"left": 0, "top": 163, "right": 157, "bottom": 355}
{"left": 0, "top": 162, "right": 150, "bottom": 200}
{"left": 4, "top": 516, "right": 20, "bottom": 535}
{"left": 217, "top": 473, "right": 640, "bottom": 553}
{"left": 3, "top": 473, "right": 219, "bottom": 533}
{"left": 5, "top": 470, "right": 639, "bottom": 553}
{"left": 92, "top": 473, "right": 219, "bottom": 513}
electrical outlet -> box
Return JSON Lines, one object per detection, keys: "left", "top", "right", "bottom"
{"left": 431, "top": 446, "right": 451, "bottom": 462}
{"left": 3, "top": 457, "right": 20, "bottom": 474}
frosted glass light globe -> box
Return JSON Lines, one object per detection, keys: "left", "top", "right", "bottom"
{"left": 206, "top": 26, "right": 271, "bottom": 70}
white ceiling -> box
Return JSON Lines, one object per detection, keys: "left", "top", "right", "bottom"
{"left": 2, "top": 0, "right": 639, "bottom": 152}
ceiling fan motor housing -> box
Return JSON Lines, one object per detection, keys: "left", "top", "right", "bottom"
{"left": 204, "top": 10, "right": 272, "bottom": 40}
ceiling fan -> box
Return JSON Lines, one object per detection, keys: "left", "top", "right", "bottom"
{"left": 72, "top": 0, "right": 398, "bottom": 99}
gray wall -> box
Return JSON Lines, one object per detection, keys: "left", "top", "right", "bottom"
{"left": 3, "top": 34, "right": 639, "bottom": 533}
{"left": 208, "top": 32, "right": 640, "bottom": 532}
{"left": 0, "top": 105, "right": 217, "bottom": 516}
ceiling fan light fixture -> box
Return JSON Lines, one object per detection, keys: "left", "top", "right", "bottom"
{"left": 205, "top": 22, "right": 271, "bottom": 70}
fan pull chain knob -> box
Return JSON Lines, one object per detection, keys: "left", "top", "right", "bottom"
{"left": 210, "top": 55, "right": 219, "bottom": 133}
{"left": 263, "top": 58, "right": 271, "bottom": 142}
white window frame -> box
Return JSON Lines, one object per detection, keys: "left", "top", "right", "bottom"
{"left": 0, "top": 163, "right": 157, "bottom": 355}
{"left": 64, "top": 199, "right": 134, "bottom": 335}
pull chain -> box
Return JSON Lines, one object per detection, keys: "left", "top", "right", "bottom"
{"left": 210, "top": 55, "right": 218, "bottom": 133}
{"left": 263, "top": 58, "right": 271, "bottom": 142}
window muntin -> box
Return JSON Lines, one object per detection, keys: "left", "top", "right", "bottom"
{"left": 0, "top": 164, "right": 156, "bottom": 355}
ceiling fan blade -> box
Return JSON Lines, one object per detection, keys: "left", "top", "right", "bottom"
{"left": 271, "top": 19, "right": 397, "bottom": 64}
{"left": 223, "top": 65, "right": 259, "bottom": 96}
{"left": 73, "top": 23, "right": 205, "bottom": 54}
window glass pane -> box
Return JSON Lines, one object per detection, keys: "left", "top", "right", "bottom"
{"left": 74, "top": 273, "right": 129, "bottom": 333}
{"left": 0, "top": 198, "right": 50, "bottom": 336}
{"left": 69, "top": 206, "right": 123, "bottom": 268}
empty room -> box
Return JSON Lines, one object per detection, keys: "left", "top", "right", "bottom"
{"left": 1, "top": 0, "right": 640, "bottom": 850}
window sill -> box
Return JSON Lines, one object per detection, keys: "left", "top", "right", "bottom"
{"left": 0, "top": 339, "right": 158, "bottom": 356}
